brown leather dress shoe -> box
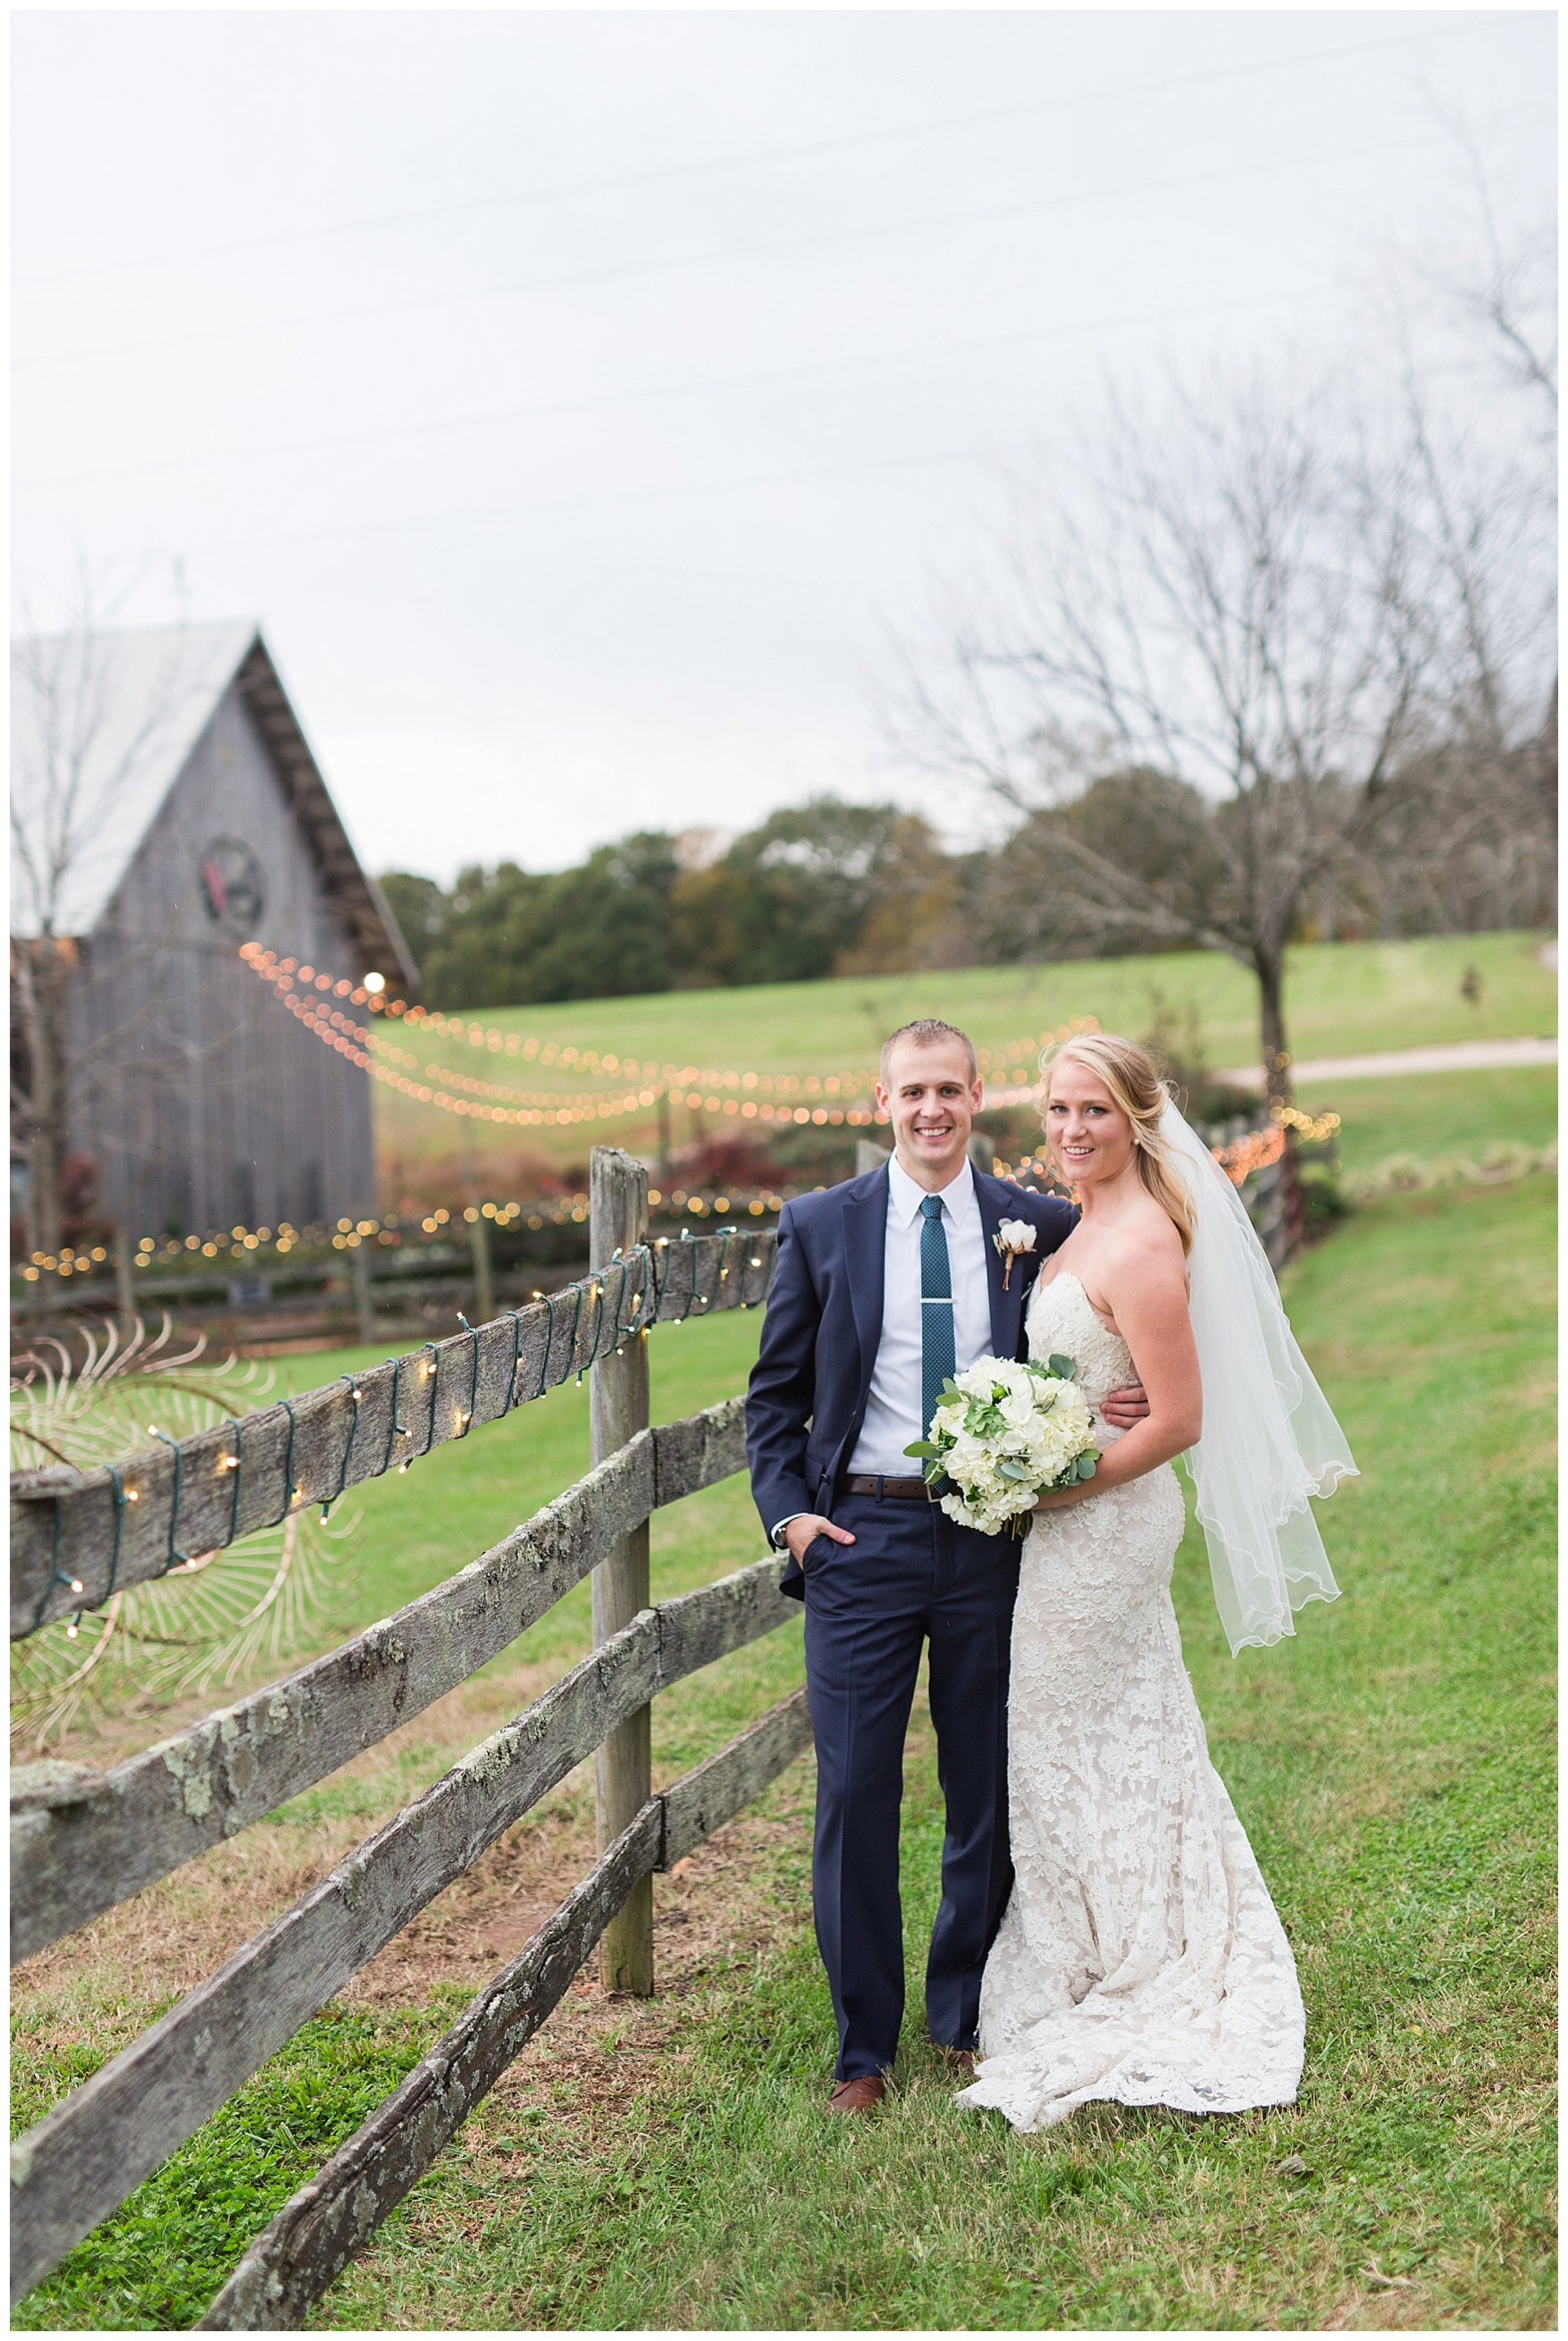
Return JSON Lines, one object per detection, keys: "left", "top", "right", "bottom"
{"left": 931, "top": 2044, "right": 977, "bottom": 2078}
{"left": 827, "top": 2074, "right": 886, "bottom": 2115}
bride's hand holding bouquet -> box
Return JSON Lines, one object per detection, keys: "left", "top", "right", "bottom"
{"left": 904, "top": 1354, "right": 1102, "bottom": 1537}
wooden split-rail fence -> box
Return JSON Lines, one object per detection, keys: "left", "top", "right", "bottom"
{"left": 9, "top": 1149, "right": 807, "bottom": 2327}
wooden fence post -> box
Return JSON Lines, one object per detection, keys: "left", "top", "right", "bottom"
{"left": 468, "top": 1211, "right": 495, "bottom": 1326}
{"left": 588, "top": 1146, "right": 654, "bottom": 1993}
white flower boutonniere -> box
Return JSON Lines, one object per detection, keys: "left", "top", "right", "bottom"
{"left": 993, "top": 1217, "right": 1038, "bottom": 1290}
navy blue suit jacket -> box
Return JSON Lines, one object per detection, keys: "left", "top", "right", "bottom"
{"left": 746, "top": 1165, "right": 1077, "bottom": 1598}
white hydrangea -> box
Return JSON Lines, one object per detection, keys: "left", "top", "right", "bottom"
{"left": 905, "top": 1352, "right": 1102, "bottom": 1537}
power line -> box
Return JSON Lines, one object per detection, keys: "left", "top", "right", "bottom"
{"left": 186, "top": 444, "right": 987, "bottom": 559}
{"left": 19, "top": 121, "right": 1505, "bottom": 382}
{"left": 30, "top": 79, "right": 1458, "bottom": 496}
{"left": 15, "top": 15, "right": 1539, "bottom": 295}
{"left": 171, "top": 283, "right": 1329, "bottom": 559}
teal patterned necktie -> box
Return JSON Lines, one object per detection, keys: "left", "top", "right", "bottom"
{"left": 919, "top": 1192, "right": 956, "bottom": 1439}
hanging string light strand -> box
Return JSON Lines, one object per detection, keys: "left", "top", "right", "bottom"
{"left": 235, "top": 944, "right": 1103, "bottom": 1128}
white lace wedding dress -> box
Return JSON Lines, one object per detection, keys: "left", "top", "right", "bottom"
{"left": 956, "top": 1271, "right": 1305, "bottom": 2134}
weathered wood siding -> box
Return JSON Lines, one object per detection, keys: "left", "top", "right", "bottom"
{"left": 71, "top": 675, "right": 375, "bottom": 1238}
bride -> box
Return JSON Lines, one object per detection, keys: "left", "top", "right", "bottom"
{"left": 958, "top": 1032, "right": 1355, "bottom": 2134}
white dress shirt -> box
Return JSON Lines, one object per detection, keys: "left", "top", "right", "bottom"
{"left": 847, "top": 1154, "right": 994, "bottom": 1478}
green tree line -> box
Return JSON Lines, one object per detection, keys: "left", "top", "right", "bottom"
{"left": 381, "top": 764, "right": 1554, "bottom": 1012}
{"left": 380, "top": 799, "right": 968, "bottom": 1007}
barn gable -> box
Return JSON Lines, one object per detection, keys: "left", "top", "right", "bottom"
{"left": 10, "top": 622, "right": 416, "bottom": 988}
{"left": 12, "top": 622, "right": 415, "bottom": 1241}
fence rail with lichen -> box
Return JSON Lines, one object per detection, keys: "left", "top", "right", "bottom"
{"left": 11, "top": 1223, "right": 778, "bottom": 1637}
{"left": 9, "top": 1160, "right": 806, "bottom": 2325}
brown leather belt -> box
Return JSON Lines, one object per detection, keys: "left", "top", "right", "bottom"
{"left": 841, "top": 1474, "right": 932, "bottom": 1502}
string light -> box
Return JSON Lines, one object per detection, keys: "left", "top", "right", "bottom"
{"left": 13, "top": 1168, "right": 890, "bottom": 1288}
{"left": 1207, "top": 1108, "right": 1339, "bottom": 1186}
{"left": 13, "top": 973, "right": 1118, "bottom": 1296}
{"left": 1271, "top": 1103, "right": 1342, "bottom": 1142}
{"left": 983, "top": 1020, "right": 1106, "bottom": 1108}
{"left": 20, "top": 1244, "right": 111, "bottom": 1280}
{"left": 236, "top": 942, "right": 1100, "bottom": 1126}
{"left": 241, "top": 942, "right": 891, "bottom": 1089}
{"left": 1212, "top": 1126, "right": 1287, "bottom": 1186}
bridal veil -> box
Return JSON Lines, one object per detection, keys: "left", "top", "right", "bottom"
{"left": 1161, "top": 1101, "right": 1356, "bottom": 1653}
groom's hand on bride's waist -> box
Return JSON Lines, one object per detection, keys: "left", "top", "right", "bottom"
{"left": 1100, "top": 1381, "right": 1150, "bottom": 1430}
{"left": 783, "top": 1515, "right": 857, "bottom": 1565}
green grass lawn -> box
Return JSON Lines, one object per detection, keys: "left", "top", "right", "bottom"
{"left": 1297, "top": 1063, "right": 1557, "bottom": 1176}
{"left": 13, "top": 1178, "right": 1555, "bottom": 2329}
{"left": 373, "top": 930, "right": 1555, "bottom": 1180}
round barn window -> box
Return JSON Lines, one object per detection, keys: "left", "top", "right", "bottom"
{"left": 199, "top": 837, "right": 265, "bottom": 931}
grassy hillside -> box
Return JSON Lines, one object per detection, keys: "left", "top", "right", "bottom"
{"left": 1296, "top": 1063, "right": 1557, "bottom": 1175}
{"left": 372, "top": 931, "right": 1555, "bottom": 1186}
{"left": 13, "top": 1175, "right": 1555, "bottom": 2329}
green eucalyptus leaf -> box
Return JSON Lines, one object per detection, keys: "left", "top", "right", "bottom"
{"left": 1047, "top": 1354, "right": 1077, "bottom": 1380}
{"left": 903, "top": 1439, "right": 939, "bottom": 1459}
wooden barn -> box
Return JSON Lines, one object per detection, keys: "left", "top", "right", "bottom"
{"left": 10, "top": 622, "right": 417, "bottom": 1245}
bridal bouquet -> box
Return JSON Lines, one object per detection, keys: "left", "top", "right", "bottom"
{"left": 904, "top": 1354, "right": 1102, "bottom": 1536}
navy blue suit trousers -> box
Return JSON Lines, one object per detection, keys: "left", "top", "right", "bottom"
{"left": 802, "top": 1489, "right": 1021, "bottom": 2079}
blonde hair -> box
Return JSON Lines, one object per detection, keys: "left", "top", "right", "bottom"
{"left": 1039, "top": 1033, "right": 1197, "bottom": 1256}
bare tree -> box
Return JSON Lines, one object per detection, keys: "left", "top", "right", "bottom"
{"left": 893, "top": 332, "right": 1551, "bottom": 1102}
{"left": 1405, "top": 109, "right": 1557, "bottom": 431}
{"left": 1393, "top": 136, "right": 1558, "bottom": 919}
{"left": 893, "top": 365, "right": 1472, "bottom": 1101}
{"left": 10, "top": 576, "right": 251, "bottom": 1258}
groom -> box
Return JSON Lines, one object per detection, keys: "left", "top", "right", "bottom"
{"left": 746, "top": 1019, "right": 1148, "bottom": 2112}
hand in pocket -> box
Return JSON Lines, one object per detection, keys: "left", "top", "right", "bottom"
{"left": 784, "top": 1513, "right": 855, "bottom": 1566}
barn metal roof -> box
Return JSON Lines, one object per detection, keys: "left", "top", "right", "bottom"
{"left": 10, "top": 621, "right": 417, "bottom": 987}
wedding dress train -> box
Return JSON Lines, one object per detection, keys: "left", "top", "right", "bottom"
{"left": 956, "top": 1271, "right": 1305, "bottom": 2134}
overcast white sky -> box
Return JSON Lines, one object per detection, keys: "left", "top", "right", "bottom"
{"left": 12, "top": 8, "right": 1555, "bottom": 883}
